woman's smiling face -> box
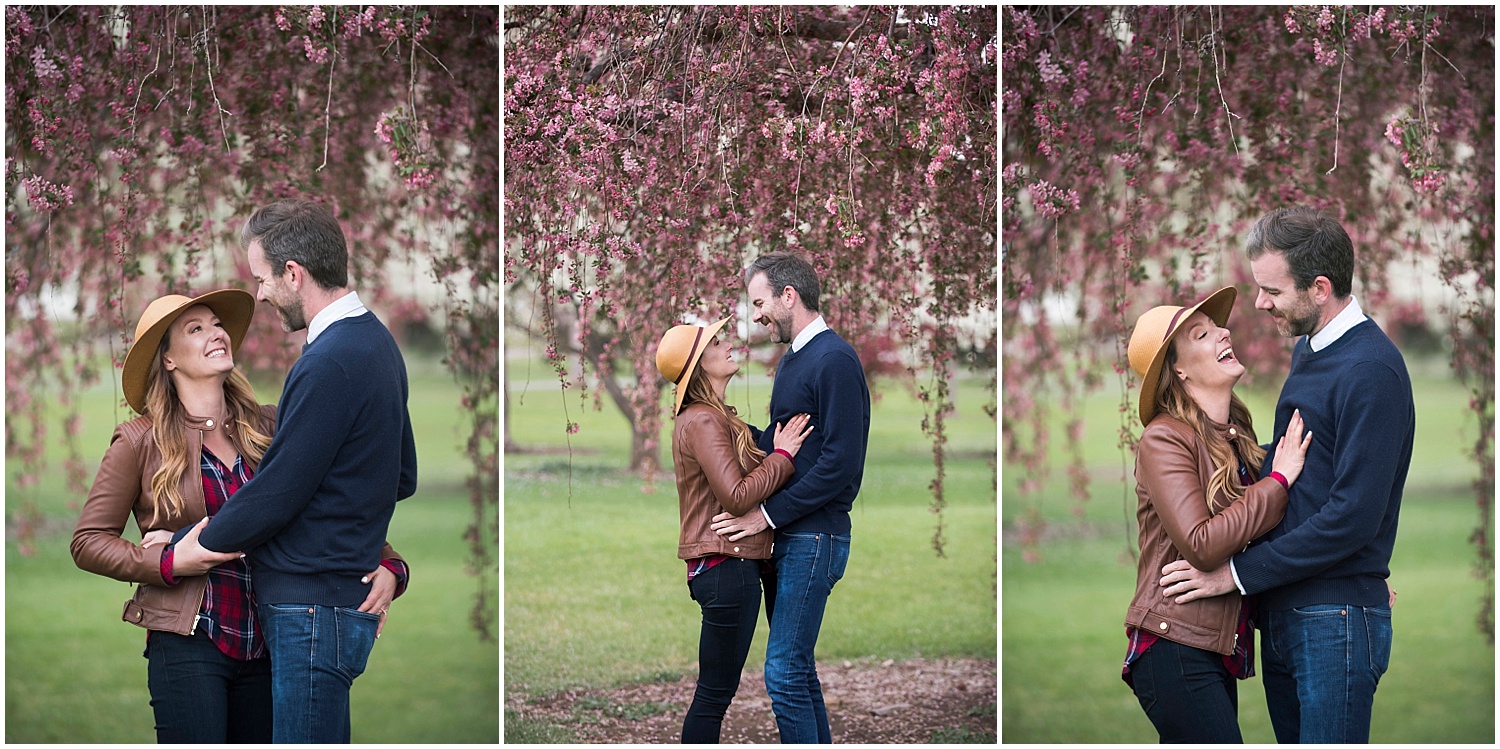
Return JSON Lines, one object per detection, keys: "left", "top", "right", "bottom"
{"left": 1169, "top": 310, "right": 1245, "bottom": 389}
{"left": 162, "top": 304, "right": 236, "bottom": 382}
{"left": 697, "top": 334, "right": 740, "bottom": 381}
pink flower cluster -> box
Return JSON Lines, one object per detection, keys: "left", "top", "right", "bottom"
{"left": 1312, "top": 38, "right": 1338, "bottom": 66}
{"left": 22, "top": 174, "right": 73, "bottom": 213}
{"left": 1384, "top": 112, "right": 1446, "bottom": 193}
{"left": 1035, "top": 50, "right": 1066, "bottom": 87}
{"left": 1027, "top": 179, "right": 1079, "bottom": 220}
{"left": 30, "top": 46, "right": 61, "bottom": 83}
{"left": 375, "top": 108, "right": 439, "bottom": 191}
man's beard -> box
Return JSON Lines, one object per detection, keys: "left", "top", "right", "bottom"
{"left": 274, "top": 296, "right": 308, "bottom": 332}
{"left": 1277, "top": 297, "right": 1320, "bottom": 338}
{"left": 769, "top": 310, "right": 793, "bottom": 344}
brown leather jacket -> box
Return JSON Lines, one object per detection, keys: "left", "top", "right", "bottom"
{"left": 1126, "top": 415, "right": 1289, "bottom": 655}
{"left": 672, "top": 403, "right": 794, "bottom": 560}
{"left": 70, "top": 404, "right": 404, "bottom": 635}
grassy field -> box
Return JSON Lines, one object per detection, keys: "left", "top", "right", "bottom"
{"left": 503, "top": 360, "right": 998, "bottom": 714}
{"left": 1001, "top": 365, "right": 1495, "bottom": 743}
{"left": 5, "top": 362, "right": 498, "bottom": 743}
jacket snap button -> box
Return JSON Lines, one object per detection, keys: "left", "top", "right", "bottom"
{"left": 206, "top": 419, "right": 215, "bottom": 428}
{"left": 1158, "top": 622, "right": 1168, "bottom": 631}
{"left": 733, "top": 546, "right": 740, "bottom": 553}
{"left": 1228, "top": 427, "right": 1236, "bottom": 436}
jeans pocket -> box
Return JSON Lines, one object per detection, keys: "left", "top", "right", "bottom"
{"left": 334, "top": 607, "right": 381, "bottom": 682}
{"left": 690, "top": 567, "right": 720, "bottom": 606}
{"left": 1366, "top": 605, "right": 1393, "bottom": 680}
{"left": 827, "top": 535, "right": 851, "bottom": 588}
{"left": 1289, "top": 603, "right": 1348, "bottom": 617}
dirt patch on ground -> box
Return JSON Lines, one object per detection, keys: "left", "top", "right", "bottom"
{"left": 507, "top": 657, "right": 996, "bottom": 743}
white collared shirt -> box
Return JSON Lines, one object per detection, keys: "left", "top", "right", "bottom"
{"left": 1307, "top": 295, "right": 1366, "bottom": 352}
{"left": 791, "top": 315, "right": 829, "bottom": 352}
{"left": 305, "top": 290, "right": 368, "bottom": 345}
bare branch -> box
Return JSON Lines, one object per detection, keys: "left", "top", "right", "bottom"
{"left": 1209, "top": 8, "right": 1241, "bottom": 158}
{"left": 1327, "top": 9, "right": 1347, "bottom": 174}
{"left": 200, "top": 6, "right": 232, "bottom": 153}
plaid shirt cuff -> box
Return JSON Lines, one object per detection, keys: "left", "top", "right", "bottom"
{"left": 160, "top": 547, "right": 178, "bottom": 587}
{"left": 381, "top": 558, "right": 410, "bottom": 599}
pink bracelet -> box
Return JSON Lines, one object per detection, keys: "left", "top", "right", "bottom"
{"left": 1269, "top": 471, "right": 1289, "bottom": 491}
{"left": 774, "top": 448, "right": 793, "bottom": 461}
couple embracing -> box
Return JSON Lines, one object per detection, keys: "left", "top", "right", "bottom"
{"left": 71, "top": 199, "right": 416, "bottom": 743}
{"left": 1123, "top": 206, "right": 1415, "bottom": 743}
{"left": 655, "top": 252, "right": 871, "bottom": 743}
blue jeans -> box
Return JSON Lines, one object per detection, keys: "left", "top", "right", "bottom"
{"left": 763, "top": 532, "right": 850, "bottom": 744}
{"left": 259, "top": 603, "right": 381, "bottom": 743}
{"left": 146, "top": 629, "right": 273, "bottom": 743}
{"left": 682, "top": 557, "right": 763, "bottom": 743}
{"left": 1128, "top": 638, "right": 1242, "bottom": 743}
{"left": 1261, "top": 603, "right": 1393, "bottom": 743}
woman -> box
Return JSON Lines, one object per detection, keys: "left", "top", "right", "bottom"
{"left": 656, "top": 317, "right": 813, "bottom": 744}
{"left": 1121, "top": 286, "right": 1312, "bottom": 742}
{"left": 71, "top": 290, "right": 409, "bottom": 743}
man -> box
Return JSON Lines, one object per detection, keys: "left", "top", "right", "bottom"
{"left": 174, "top": 199, "right": 418, "bottom": 743}
{"left": 1159, "top": 206, "right": 1413, "bottom": 743}
{"left": 711, "top": 251, "right": 871, "bottom": 743}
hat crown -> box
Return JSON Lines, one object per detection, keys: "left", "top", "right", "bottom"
{"left": 1127, "top": 304, "right": 1188, "bottom": 378}
{"left": 134, "top": 294, "right": 195, "bottom": 342}
{"left": 655, "top": 324, "right": 701, "bottom": 383}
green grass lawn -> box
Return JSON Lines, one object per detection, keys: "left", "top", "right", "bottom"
{"left": 5, "top": 364, "right": 498, "bottom": 743}
{"left": 1001, "top": 367, "right": 1494, "bottom": 743}
{"left": 503, "top": 364, "right": 998, "bottom": 705}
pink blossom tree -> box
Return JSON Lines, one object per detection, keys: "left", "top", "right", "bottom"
{"left": 504, "top": 6, "right": 997, "bottom": 554}
{"left": 6, "top": 6, "right": 499, "bottom": 637}
{"left": 1003, "top": 6, "right": 1494, "bottom": 636}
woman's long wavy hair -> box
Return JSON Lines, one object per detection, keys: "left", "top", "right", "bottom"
{"left": 144, "top": 332, "right": 274, "bottom": 519}
{"left": 679, "top": 363, "right": 766, "bottom": 470}
{"left": 1154, "top": 340, "right": 1266, "bottom": 512}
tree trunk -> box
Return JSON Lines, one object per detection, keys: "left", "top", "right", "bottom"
{"left": 581, "top": 327, "right": 663, "bottom": 475}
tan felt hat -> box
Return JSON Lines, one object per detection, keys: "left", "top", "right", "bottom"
{"left": 1127, "top": 286, "right": 1237, "bottom": 425}
{"left": 655, "top": 317, "right": 730, "bottom": 416}
{"left": 122, "top": 289, "right": 256, "bottom": 414}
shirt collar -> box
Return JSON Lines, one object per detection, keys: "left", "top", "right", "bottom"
{"left": 790, "top": 315, "right": 829, "bottom": 353}
{"left": 1308, "top": 295, "right": 1365, "bottom": 352}
{"left": 306, "top": 290, "right": 367, "bottom": 345}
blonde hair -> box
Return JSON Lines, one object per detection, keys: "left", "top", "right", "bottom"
{"left": 144, "top": 334, "right": 274, "bottom": 519}
{"left": 1154, "top": 343, "right": 1266, "bottom": 511}
{"left": 680, "top": 366, "right": 767, "bottom": 470}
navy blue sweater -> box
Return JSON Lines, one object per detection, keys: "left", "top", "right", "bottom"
{"left": 199, "top": 311, "right": 418, "bottom": 607}
{"left": 754, "top": 328, "right": 870, "bottom": 535}
{"left": 1234, "top": 317, "right": 1413, "bottom": 610}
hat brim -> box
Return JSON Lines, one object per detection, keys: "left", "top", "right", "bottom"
{"left": 122, "top": 289, "right": 257, "bottom": 414}
{"left": 1138, "top": 286, "right": 1237, "bottom": 425}
{"left": 672, "top": 317, "right": 731, "bottom": 416}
